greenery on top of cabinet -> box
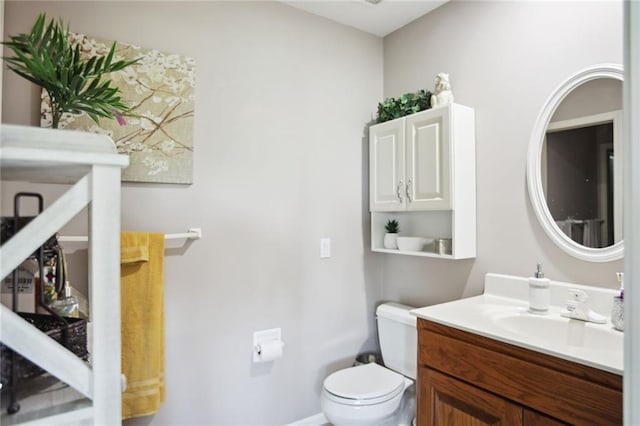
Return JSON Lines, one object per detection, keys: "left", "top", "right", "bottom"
{"left": 376, "top": 89, "right": 432, "bottom": 123}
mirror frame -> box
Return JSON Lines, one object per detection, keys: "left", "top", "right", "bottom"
{"left": 527, "top": 63, "right": 624, "bottom": 262}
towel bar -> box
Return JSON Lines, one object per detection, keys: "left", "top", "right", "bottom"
{"left": 58, "top": 228, "right": 202, "bottom": 243}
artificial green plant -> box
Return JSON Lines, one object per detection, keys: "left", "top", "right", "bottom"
{"left": 2, "top": 13, "right": 139, "bottom": 128}
{"left": 375, "top": 89, "right": 432, "bottom": 123}
{"left": 385, "top": 219, "right": 400, "bottom": 234}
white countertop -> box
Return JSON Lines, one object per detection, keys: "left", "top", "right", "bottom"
{"left": 411, "top": 273, "right": 623, "bottom": 375}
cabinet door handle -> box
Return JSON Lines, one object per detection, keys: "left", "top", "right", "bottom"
{"left": 406, "top": 179, "right": 413, "bottom": 203}
{"left": 397, "top": 180, "right": 404, "bottom": 203}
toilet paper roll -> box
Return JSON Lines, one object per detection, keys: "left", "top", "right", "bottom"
{"left": 255, "top": 339, "right": 284, "bottom": 363}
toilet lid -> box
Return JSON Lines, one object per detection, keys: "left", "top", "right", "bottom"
{"left": 323, "top": 362, "right": 405, "bottom": 401}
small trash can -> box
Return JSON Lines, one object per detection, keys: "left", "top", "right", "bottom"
{"left": 353, "top": 352, "right": 382, "bottom": 367}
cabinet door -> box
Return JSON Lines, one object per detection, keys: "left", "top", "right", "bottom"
{"left": 523, "top": 409, "right": 569, "bottom": 426}
{"left": 405, "top": 109, "right": 451, "bottom": 210}
{"left": 369, "top": 118, "right": 405, "bottom": 211}
{"left": 418, "top": 367, "right": 523, "bottom": 426}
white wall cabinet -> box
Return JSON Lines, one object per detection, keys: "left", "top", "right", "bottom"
{"left": 369, "top": 104, "right": 476, "bottom": 259}
{"left": 370, "top": 107, "right": 452, "bottom": 211}
{"left": 0, "top": 125, "right": 129, "bottom": 425}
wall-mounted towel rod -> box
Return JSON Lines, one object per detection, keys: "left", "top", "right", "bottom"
{"left": 58, "top": 228, "right": 202, "bottom": 243}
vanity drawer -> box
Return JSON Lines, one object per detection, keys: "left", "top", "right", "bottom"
{"left": 418, "top": 319, "right": 622, "bottom": 425}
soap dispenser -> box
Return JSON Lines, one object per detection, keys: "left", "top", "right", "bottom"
{"left": 529, "top": 263, "right": 550, "bottom": 314}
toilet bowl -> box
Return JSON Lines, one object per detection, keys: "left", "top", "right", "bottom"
{"left": 321, "top": 362, "right": 414, "bottom": 426}
{"left": 320, "top": 303, "right": 417, "bottom": 426}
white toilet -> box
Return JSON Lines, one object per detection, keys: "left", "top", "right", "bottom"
{"left": 321, "top": 303, "right": 417, "bottom": 426}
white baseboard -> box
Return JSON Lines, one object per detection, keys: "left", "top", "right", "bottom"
{"left": 284, "top": 412, "right": 328, "bottom": 426}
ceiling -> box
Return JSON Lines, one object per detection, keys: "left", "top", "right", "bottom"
{"left": 282, "top": 0, "right": 448, "bottom": 37}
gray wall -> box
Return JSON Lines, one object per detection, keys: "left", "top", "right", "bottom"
{"left": 552, "top": 78, "right": 622, "bottom": 122}
{"left": 2, "top": 2, "right": 383, "bottom": 424}
{"left": 0, "top": 1, "right": 3, "bottom": 120}
{"left": 380, "top": 1, "right": 623, "bottom": 305}
{"left": 1, "top": 0, "right": 626, "bottom": 424}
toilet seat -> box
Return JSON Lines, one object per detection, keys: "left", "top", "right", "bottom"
{"left": 323, "top": 363, "right": 406, "bottom": 406}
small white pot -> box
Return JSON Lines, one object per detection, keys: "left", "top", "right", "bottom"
{"left": 383, "top": 233, "right": 398, "bottom": 249}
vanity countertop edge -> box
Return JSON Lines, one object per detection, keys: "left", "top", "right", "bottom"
{"left": 410, "top": 272, "right": 623, "bottom": 375}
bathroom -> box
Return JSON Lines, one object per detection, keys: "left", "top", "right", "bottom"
{"left": 0, "top": 1, "right": 629, "bottom": 425}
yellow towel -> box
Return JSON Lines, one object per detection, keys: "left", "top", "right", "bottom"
{"left": 120, "top": 231, "right": 166, "bottom": 419}
{"left": 121, "top": 234, "right": 149, "bottom": 264}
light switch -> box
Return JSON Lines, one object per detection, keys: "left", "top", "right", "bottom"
{"left": 320, "top": 238, "right": 331, "bottom": 258}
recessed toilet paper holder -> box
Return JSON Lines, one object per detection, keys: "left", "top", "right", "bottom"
{"left": 253, "top": 328, "right": 284, "bottom": 363}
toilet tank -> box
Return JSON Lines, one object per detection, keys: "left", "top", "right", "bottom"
{"left": 376, "top": 302, "right": 417, "bottom": 379}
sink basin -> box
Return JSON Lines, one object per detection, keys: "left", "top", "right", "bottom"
{"left": 487, "top": 308, "right": 623, "bottom": 353}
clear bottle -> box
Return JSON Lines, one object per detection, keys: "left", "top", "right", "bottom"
{"left": 529, "top": 263, "right": 550, "bottom": 314}
{"left": 611, "top": 272, "right": 624, "bottom": 331}
{"left": 49, "top": 284, "right": 79, "bottom": 318}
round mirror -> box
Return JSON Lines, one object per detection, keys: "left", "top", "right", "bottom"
{"left": 527, "top": 64, "right": 623, "bottom": 262}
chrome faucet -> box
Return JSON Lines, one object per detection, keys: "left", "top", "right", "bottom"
{"left": 560, "top": 289, "right": 607, "bottom": 324}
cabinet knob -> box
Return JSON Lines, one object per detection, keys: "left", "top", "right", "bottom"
{"left": 397, "top": 180, "right": 404, "bottom": 203}
{"left": 406, "top": 179, "right": 413, "bottom": 203}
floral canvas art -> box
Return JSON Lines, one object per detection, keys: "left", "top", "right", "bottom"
{"left": 41, "top": 34, "right": 196, "bottom": 184}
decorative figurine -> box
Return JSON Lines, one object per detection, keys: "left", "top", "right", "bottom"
{"left": 430, "top": 73, "right": 454, "bottom": 108}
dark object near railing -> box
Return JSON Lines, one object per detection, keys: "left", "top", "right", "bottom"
{"left": 0, "top": 192, "right": 88, "bottom": 415}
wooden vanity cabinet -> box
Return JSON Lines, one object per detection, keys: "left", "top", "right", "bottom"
{"left": 417, "top": 319, "right": 622, "bottom": 426}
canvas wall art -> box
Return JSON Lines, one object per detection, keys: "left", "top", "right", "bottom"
{"left": 41, "top": 34, "right": 196, "bottom": 184}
